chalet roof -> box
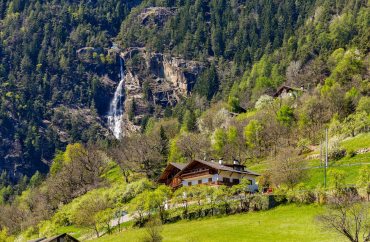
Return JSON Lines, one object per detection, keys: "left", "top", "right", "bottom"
{"left": 175, "top": 159, "right": 260, "bottom": 177}
{"left": 273, "top": 85, "right": 305, "bottom": 97}
{"left": 27, "top": 238, "right": 46, "bottom": 242}
{"left": 170, "top": 162, "right": 187, "bottom": 170}
{"left": 158, "top": 162, "right": 187, "bottom": 182}
{"left": 39, "top": 233, "right": 79, "bottom": 242}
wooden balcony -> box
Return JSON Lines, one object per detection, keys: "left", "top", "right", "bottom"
{"left": 181, "top": 168, "right": 213, "bottom": 179}
{"left": 169, "top": 177, "right": 182, "bottom": 188}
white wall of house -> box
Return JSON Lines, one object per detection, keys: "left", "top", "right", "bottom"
{"left": 181, "top": 174, "right": 216, "bottom": 186}
{"left": 181, "top": 172, "right": 259, "bottom": 192}
{"left": 218, "top": 171, "right": 257, "bottom": 185}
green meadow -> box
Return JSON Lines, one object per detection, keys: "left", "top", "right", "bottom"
{"left": 93, "top": 204, "right": 341, "bottom": 242}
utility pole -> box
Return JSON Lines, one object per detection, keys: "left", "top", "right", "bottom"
{"left": 320, "top": 140, "right": 323, "bottom": 166}
{"left": 324, "top": 128, "right": 329, "bottom": 188}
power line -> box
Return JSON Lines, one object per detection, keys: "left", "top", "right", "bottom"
{"left": 262, "top": 161, "right": 370, "bottom": 172}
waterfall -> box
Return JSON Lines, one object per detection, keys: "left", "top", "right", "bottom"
{"left": 107, "top": 58, "right": 125, "bottom": 139}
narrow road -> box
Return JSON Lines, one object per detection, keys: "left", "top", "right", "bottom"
{"left": 110, "top": 213, "right": 132, "bottom": 227}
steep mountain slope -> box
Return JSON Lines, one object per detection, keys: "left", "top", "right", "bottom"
{"left": 0, "top": 0, "right": 142, "bottom": 179}
{"left": 0, "top": 0, "right": 368, "bottom": 182}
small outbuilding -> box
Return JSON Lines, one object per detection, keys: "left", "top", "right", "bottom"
{"left": 273, "top": 85, "right": 305, "bottom": 98}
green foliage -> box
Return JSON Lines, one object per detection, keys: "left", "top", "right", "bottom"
{"left": 29, "top": 171, "right": 42, "bottom": 188}
{"left": 328, "top": 170, "right": 346, "bottom": 192}
{"left": 120, "top": 179, "right": 155, "bottom": 203}
{"left": 277, "top": 105, "right": 294, "bottom": 126}
{"left": 159, "top": 126, "right": 169, "bottom": 158}
{"left": 212, "top": 128, "right": 227, "bottom": 155}
{"left": 329, "top": 13, "right": 355, "bottom": 48}
{"left": 128, "top": 99, "right": 137, "bottom": 122}
{"left": 72, "top": 194, "right": 112, "bottom": 237}
{"left": 167, "top": 137, "right": 186, "bottom": 163}
{"left": 181, "top": 110, "right": 197, "bottom": 132}
{"left": 286, "top": 184, "right": 316, "bottom": 204}
{"left": 0, "top": 227, "right": 15, "bottom": 242}
{"left": 255, "top": 95, "right": 273, "bottom": 110}
{"left": 357, "top": 96, "right": 370, "bottom": 114}
{"left": 38, "top": 220, "right": 57, "bottom": 238}
{"left": 239, "top": 55, "right": 277, "bottom": 101}
{"left": 342, "top": 111, "right": 370, "bottom": 137}
{"left": 50, "top": 151, "right": 64, "bottom": 175}
{"left": 194, "top": 63, "right": 219, "bottom": 100}
{"left": 328, "top": 145, "right": 346, "bottom": 161}
{"left": 357, "top": 166, "right": 370, "bottom": 200}
{"left": 142, "top": 216, "right": 163, "bottom": 242}
{"left": 327, "top": 49, "right": 365, "bottom": 84}
{"left": 244, "top": 120, "right": 263, "bottom": 150}
{"left": 227, "top": 96, "right": 241, "bottom": 113}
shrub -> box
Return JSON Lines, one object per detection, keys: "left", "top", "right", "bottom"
{"left": 249, "top": 194, "right": 269, "bottom": 211}
{"left": 273, "top": 186, "right": 288, "bottom": 203}
{"left": 52, "top": 210, "right": 71, "bottom": 226}
{"left": 255, "top": 95, "right": 273, "bottom": 110}
{"left": 284, "top": 184, "right": 316, "bottom": 204}
{"left": 142, "top": 217, "right": 163, "bottom": 242}
{"left": 0, "top": 227, "right": 15, "bottom": 242}
{"left": 286, "top": 189, "right": 296, "bottom": 203}
{"left": 297, "top": 138, "right": 312, "bottom": 154}
{"left": 294, "top": 190, "right": 316, "bottom": 204}
{"left": 315, "top": 185, "right": 328, "bottom": 205}
{"left": 329, "top": 147, "right": 346, "bottom": 160}
{"left": 166, "top": 208, "right": 182, "bottom": 223}
{"left": 38, "top": 220, "right": 57, "bottom": 238}
{"left": 187, "top": 205, "right": 204, "bottom": 219}
{"left": 357, "top": 96, "right": 370, "bottom": 114}
{"left": 347, "top": 149, "right": 356, "bottom": 158}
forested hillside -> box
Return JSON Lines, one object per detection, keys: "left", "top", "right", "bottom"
{"left": 0, "top": 0, "right": 369, "bottom": 240}
{"left": 0, "top": 0, "right": 141, "bottom": 178}
{"left": 1, "top": 0, "right": 367, "bottom": 180}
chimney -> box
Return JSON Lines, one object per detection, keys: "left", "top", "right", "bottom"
{"left": 301, "top": 85, "right": 304, "bottom": 90}
{"left": 219, "top": 158, "right": 223, "bottom": 165}
{"left": 210, "top": 158, "right": 215, "bottom": 163}
{"left": 233, "top": 159, "right": 240, "bottom": 165}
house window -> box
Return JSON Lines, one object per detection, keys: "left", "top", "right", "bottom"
{"left": 233, "top": 179, "right": 240, "bottom": 184}
{"left": 198, "top": 180, "right": 202, "bottom": 184}
{"left": 208, "top": 177, "right": 212, "bottom": 183}
{"left": 188, "top": 182, "right": 192, "bottom": 186}
{"left": 223, "top": 177, "right": 230, "bottom": 184}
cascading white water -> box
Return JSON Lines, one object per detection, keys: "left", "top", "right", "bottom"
{"left": 107, "top": 58, "right": 125, "bottom": 139}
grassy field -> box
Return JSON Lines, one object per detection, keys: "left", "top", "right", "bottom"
{"left": 306, "top": 133, "right": 370, "bottom": 188}
{"left": 249, "top": 133, "right": 370, "bottom": 188}
{"left": 341, "top": 133, "right": 370, "bottom": 151}
{"left": 92, "top": 204, "right": 342, "bottom": 242}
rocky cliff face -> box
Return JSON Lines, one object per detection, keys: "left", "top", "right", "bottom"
{"left": 73, "top": 7, "right": 207, "bottom": 137}
{"left": 138, "top": 7, "right": 177, "bottom": 27}
{"left": 116, "top": 47, "right": 206, "bottom": 135}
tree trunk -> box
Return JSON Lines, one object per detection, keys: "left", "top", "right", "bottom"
{"left": 94, "top": 225, "right": 100, "bottom": 238}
